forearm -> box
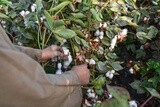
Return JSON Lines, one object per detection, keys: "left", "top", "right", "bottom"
{"left": 15, "top": 45, "right": 42, "bottom": 62}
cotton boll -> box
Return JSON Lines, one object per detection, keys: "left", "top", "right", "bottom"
{"left": 17, "top": 42, "right": 23, "bottom": 46}
{"left": 103, "top": 22, "right": 107, "bottom": 28}
{"left": 63, "top": 54, "right": 72, "bottom": 69}
{"left": 108, "top": 73, "right": 114, "bottom": 79}
{"left": 31, "top": 4, "right": 37, "bottom": 12}
{"left": 109, "top": 35, "right": 117, "bottom": 51}
{"left": 87, "top": 89, "right": 92, "bottom": 93}
{"left": 25, "top": 11, "right": 30, "bottom": 16}
{"left": 57, "top": 63, "right": 62, "bottom": 69}
{"left": 120, "top": 28, "right": 128, "bottom": 36}
{"left": 93, "top": 38, "right": 100, "bottom": 42}
{"left": 99, "top": 31, "right": 104, "bottom": 37}
{"left": 85, "top": 99, "right": 92, "bottom": 107}
{"left": 108, "top": 94, "right": 113, "bottom": 99}
{"left": 61, "top": 39, "right": 67, "bottom": 46}
{"left": 129, "top": 100, "right": 138, "bottom": 107}
{"left": 105, "top": 71, "right": 114, "bottom": 79}
{"left": 111, "top": 70, "right": 115, "bottom": 74}
{"left": 99, "top": 23, "right": 103, "bottom": 28}
{"left": 56, "top": 63, "right": 62, "bottom": 74}
{"left": 94, "top": 30, "right": 100, "bottom": 36}
{"left": 20, "top": 10, "right": 25, "bottom": 17}
{"left": 62, "top": 47, "right": 69, "bottom": 55}
{"left": 129, "top": 67, "right": 134, "bottom": 74}
{"left": 56, "top": 69, "right": 62, "bottom": 74}
{"left": 89, "top": 58, "right": 96, "bottom": 65}
{"left": 99, "top": 35, "right": 104, "bottom": 39}
{"left": 87, "top": 92, "right": 96, "bottom": 98}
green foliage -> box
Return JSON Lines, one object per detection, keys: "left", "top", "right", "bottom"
{"left": 1, "top": 0, "right": 160, "bottom": 106}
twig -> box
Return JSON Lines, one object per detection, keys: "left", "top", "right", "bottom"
{"left": 140, "top": 96, "right": 153, "bottom": 107}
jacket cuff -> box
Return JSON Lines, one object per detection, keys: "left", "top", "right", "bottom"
{"left": 47, "top": 71, "right": 82, "bottom": 86}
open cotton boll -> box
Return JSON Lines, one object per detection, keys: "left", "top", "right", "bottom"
{"left": 63, "top": 54, "right": 72, "bottom": 69}
{"left": 89, "top": 58, "right": 96, "bottom": 65}
{"left": 99, "top": 23, "right": 103, "bottom": 28}
{"left": 129, "top": 100, "right": 138, "bottom": 107}
{"left": 56, "top": 63, "right": 62, "bottom": 74}
{"left": 99, "top": 31, "right": 104, "bottom": 37}
{"left": 20, "top": 10, "right": 25, "bottom": 17}
{"left": 87, "top": 92, "right": 96, "bottom": 99}
{"left": 62, "top": 47, "right": 69, "bottom": 55}
{"left": 25, "top": 11, "right": 30, "bottom": 16}
{"left": 129, "top": 67, "right": 134, "bottom": 74}
{"left": 105, "top": 71, "right": 114, "bottom": 79}
{"left": 20, "top": 10, "right": 30, "bottom": 18}
{"left": 31, "top": 4, "right": 37, "bottom": 12}
{"left": 103, "top": 22, "right": 107, "bottom": 28}
{"left": 109, "top": 35, "right": 117, "bottom": 51}
{"left": 94, "top": 30, "right": 100, "bottom": 36}
{"left": 120, "top": 28, "right": 128, "bottom": 36}
{"left": 99, "top": 35, "right": 104, "bottom": 39}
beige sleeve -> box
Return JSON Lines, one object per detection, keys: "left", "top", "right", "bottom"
{"left": 0, "top": 48, "right": 82, "bottom": 107}
{"left": 15, "top": 45, "right": 42, "bottom": 62}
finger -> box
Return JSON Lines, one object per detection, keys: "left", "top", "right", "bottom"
{"left": 51, "top": 45, "right": 57, "bottom": 51}
{"left": 62, "top": 55, "right": 68, "bottom": 60}
{"left": 56, "top": 46, "right": 63, "bottom": 51}
{"left": 53, "top": 51, "right": 64, "bottom": 58}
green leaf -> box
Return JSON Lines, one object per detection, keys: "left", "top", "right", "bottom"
{"left": 71, "top": 12, "right": 86, "bottom": 19}
{"left": 108, "top": 61, "right": 123, "bottom": 71}
{"left": 147, "top": 26, "right": 158, "bottom": 39}
{"left": 107, "top": 53, "right": 118, "bottom": 60}
{"left": 101, "top": 98, "right": 129, "bottom": 107}
{"left": 107, "top": 85, "right": 130, "bottom": 100}
{"left": 96, "top": 61, "right": 107, "bottom": 73}
{"left": 136, "top": 31, "right": 148, "bottom": 43}
{"left": 36, "top": 0, "right": 43, "bottom": 13}
{"left": 80, "top": 38, "right": 89, "bottom": 48}
{"left": 73, "top": 29, "right": 85, "bottom": 39}
{"left": 136, "top": 49, "right": 146, "bottom": 59}
{"left": 0, "top": 12, "right": 9, "bottom": 19}
{"left": 17, "top": 27, "right": 34, "bottom": 40}
{"left": 146, "top": 87, "right": 160, "bottom": 99}
{"left": 70, "top": 18, "right": 85, "bottom": 27}
{"left": 130, "top": 80, "right": 145, "bottom": 94}
{"left": 95, "top": 88, "right": 104, "bottom": 96}
{"left": 49, "top": 1, "right": 71, "bottom": 12}
{"left": 44, "top": 10, "right": 54, "bottom": 31}
{"left": 101, "top": 85, "right": 130, "bottom": 107}
{"left": 55, "top": 29, "right": 76, "bottom": 39}
{"left": 90, "top": 8, "right": 102, "bottom": 21}
{"left": 92, "top": 75, "right": 106, "bottom": 90}
{"left": 52, "top": 20, "right": 65, "bottom": 30}
{"left": 110, "top": 2, "right": 120, "bottom": 12}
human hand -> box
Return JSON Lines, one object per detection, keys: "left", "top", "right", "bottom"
{"left": 41, "top": 45, "right": 67, "bottom": 61}
{"left": 71, "top": 64, "right": 90, "bottom": 85}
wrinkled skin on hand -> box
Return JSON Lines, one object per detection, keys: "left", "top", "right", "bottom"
{"left": 71, "top": 64, "right": 90, "bottom": 85}
{"left": 41, "top": 45, "right": 67, "bottom": 62}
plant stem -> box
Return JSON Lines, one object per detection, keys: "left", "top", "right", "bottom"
{"left": 42, "top": 28, "right": 46, "bottom": 49}
{"left": 45, "top": 32, "right": 52, "bottom": 46}
{"left": 140, "top": 96, "right": 153, "bottom": 107}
